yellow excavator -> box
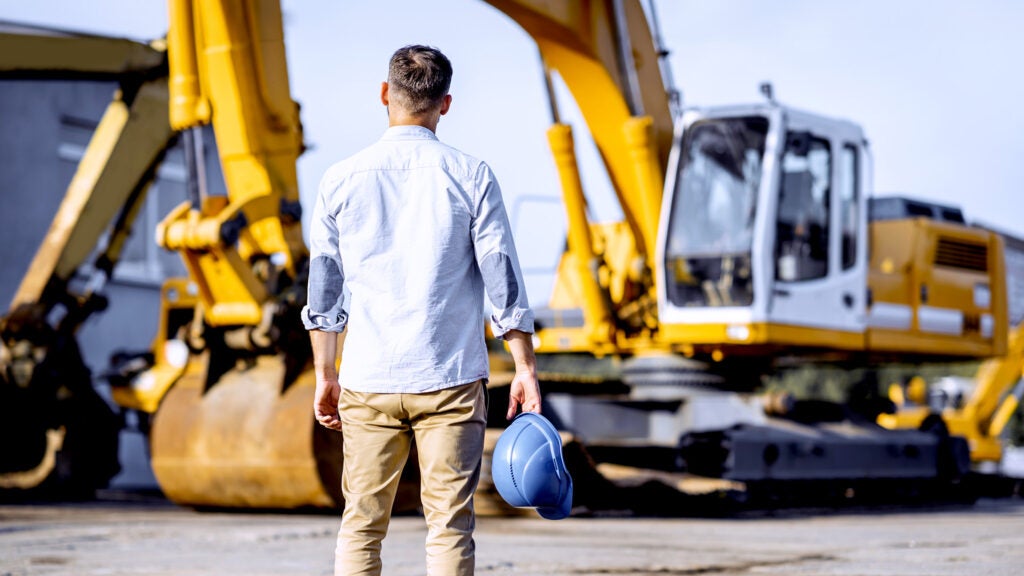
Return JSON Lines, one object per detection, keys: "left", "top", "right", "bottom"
{"left": 3, "top": 0, "right": 1021, "bottom": 510}
{"left": 481, "top": 1, "right": 1024, "bottom": 504}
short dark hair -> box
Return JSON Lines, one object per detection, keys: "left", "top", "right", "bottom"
{"left": 388, "top": 45, "right": 452, "bottom": 115}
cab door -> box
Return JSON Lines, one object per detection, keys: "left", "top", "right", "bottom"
{"left": 765, "top": 110, "right": 867, "bottom": 338}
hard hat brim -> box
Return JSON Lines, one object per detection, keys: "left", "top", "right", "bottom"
{"left": 536, "top": 477, "right": 573, "bottom": 520}
{"left": 516, "top": 412, "right": 573, "bottom": 520}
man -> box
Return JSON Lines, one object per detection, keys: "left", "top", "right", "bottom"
{"left": 301, "top": 45, "right": 542, "bottom": 576}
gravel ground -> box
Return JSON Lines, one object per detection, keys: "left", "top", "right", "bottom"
{"left": 1, "top": 497, "right": 1023, "bottom": 575}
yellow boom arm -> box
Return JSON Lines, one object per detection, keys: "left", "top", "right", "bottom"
{"left": 484, "top": 0, "right": 673, "bottom": 348}
{"left": 159, "top": 0, "right": 305, "bottom": 327}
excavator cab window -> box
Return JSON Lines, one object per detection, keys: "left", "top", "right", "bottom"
{"left": 664, "top": 116, "right": 769, "bottom": 307}
{"left": 839, "top": 144, "right": 859, "bottom": 270}
{"left": 774, "top": 132, "right": 831, "bottom": 281}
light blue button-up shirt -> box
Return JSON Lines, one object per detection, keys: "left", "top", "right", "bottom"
{"left": 301, "top": 125, "right": 534, "bottom": 393}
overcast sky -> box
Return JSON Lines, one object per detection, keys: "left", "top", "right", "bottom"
{"left": 3, "top": 0, "right": 1022, "bottom": 297}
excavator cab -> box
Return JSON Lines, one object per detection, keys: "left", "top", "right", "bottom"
{"left": 658, "top": 104, "right": 870, "bottom": 357}
{"left": 658, "top": 102, "right": 1008, "bottom": 368}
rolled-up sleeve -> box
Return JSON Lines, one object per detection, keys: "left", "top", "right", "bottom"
{"left": 471, "top": 163, "right": 534, "bottom": 339}
{"left": 301, "top": 180, "right": 348, "bottom": 332}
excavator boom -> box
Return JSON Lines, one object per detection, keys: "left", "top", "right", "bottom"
{"left": 121, "top": 0, "right": 346, "bottom": 509}
{"left": 483, "top": 0, "right": 676, "bottom": 350}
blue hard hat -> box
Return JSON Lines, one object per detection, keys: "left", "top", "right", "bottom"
{"left": 491, "top": 412, "right": 573, "bottom": 520}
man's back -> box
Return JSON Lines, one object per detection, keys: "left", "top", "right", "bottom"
{"left": 307, "top": 125, "right": 531, "bottom": 393}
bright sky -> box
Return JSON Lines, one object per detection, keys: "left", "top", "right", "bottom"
{"left": 3, "top": 0, "right": 1023, "bottom": 298}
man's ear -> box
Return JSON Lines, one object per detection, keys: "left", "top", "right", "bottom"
{"left": 380, "top": 82, "right": 389, "bottom": 106}
{"left": 439, "top": 94, "right": 452, "bottom": 116}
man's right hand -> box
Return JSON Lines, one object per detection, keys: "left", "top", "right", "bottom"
{"left": 314, "top": 377, "right": 343, "bottom": 431}
{"left": 507, "top": 369, "right": 541, "bottom": 420}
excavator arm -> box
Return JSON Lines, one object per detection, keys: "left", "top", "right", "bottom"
{"left": 0, "top": 23, "right": 174, "bottom": 318}
{"left": 112, "top": 0, "right": 310, "bottom": 416}
{"left": 976, "top": 327, "right": 1024, "bottom": 446}
{"left": 485, "top": 0, "right": 674, "bottom": 207}
{"left": 159, "top": 0, "right": 306, "bottom": 327}
{"left": 881, "top": 320, "right": 1024, "bottom": 463}
{"left": 0, "top": 23, "right": 174, "bottom": 494}
{"left": 116, "top": 0, "right": 350, "bottom": 510}
{"left": 483, "top": 0, "right": 674, "bottom": 349}
{"left": 0, "top": 20, "right": 165, "bottom": 80}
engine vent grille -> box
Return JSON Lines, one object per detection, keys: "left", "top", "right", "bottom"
{"left": 934, "top": 238, "right": 988, "bottom": 272}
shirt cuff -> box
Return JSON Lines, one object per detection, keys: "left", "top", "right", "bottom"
{"left": 301, "top": 305, "right": 348, "bottom": 332}
{"left": 490, "top": 307, "right": 535, "bottom": 339}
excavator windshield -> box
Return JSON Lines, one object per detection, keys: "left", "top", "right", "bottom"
{"left": 664, "top": 116, "right": 769, "bottom": 307}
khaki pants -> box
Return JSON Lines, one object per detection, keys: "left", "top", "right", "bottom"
{"left": 335, "top": 380, "right": 486, "bottom": 576}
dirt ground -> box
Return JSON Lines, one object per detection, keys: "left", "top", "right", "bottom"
{"left": 2, "top": 496, "right": 1023, "bottom": 576}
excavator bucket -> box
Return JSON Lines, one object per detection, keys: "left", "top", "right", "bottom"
{"left": 151, "top": 355, "right": 342, "bottom": 508}
{"left": 151, "top": 354, "right": 421, "bottom": 511}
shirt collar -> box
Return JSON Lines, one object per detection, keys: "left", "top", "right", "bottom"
{"left": 381, "top": 125, "right": 438, "bottom": 141}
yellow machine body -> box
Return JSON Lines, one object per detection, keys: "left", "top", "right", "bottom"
{"left": 867, "top": 218, "right": 1007, "bottom": 358}
{"left": 658, "top": 219, "right": 1008, "bottom": 360}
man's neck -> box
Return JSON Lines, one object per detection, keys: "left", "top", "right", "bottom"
{"left": 388, "top": 110, "right": 440, "bottom": 133}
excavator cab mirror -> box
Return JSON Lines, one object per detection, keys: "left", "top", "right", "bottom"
{"left": 785, "top": 130, "right": 812, "bottom": 157}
